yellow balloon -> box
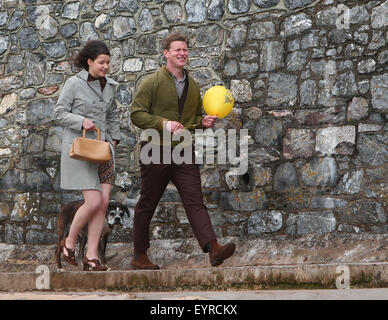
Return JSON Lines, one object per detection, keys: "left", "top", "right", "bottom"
{"left": 203, "top": 86, "right": 234, "bottom": 119}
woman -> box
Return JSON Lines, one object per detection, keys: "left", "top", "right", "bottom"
{"left": 53, "top": 40, "right": 120, "bottom": 271}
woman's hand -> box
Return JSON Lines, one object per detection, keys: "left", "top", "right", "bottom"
{"left": 202, "top": 115, "right": 218, "bottom": 128}
{"left": 82, "top": 118, "right": 96, "bottom": 131}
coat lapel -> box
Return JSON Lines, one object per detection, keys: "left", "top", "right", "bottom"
{"left": 76, "top": 69, "right": 118, "bottom": 103}
{"left": 88, "top": 79, "right": 103, "bottom": 96}
{"left": 103, "top": 77, "right": 119, "bottom": 101}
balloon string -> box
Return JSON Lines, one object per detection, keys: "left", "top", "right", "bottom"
{"left": 184, "top": 115, "right": 218, "bottom": 129}
{"left": 186, "top": 123, "right": 199, "bottom": 128}
{"left": 185, "top": 123, "right": 200, "bottom": 129}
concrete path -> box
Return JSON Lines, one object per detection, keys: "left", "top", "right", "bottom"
{"left": 1, "top": 262, "right": 388, "bottom": 291}
{"left": 1, "top": 288, "right": 388, "bottom": 300}
{"left": 1, "top": 236, "right": 388, "bottom": 305}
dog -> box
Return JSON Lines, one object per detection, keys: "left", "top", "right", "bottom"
{"left": 55, "top": 199, "right": 129, "bottom": 270}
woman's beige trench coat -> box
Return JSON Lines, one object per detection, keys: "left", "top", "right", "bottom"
{"left": 53, "top": 69, "right": 120, "bottom": 191}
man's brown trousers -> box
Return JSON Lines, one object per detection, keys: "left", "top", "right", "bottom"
{"left": 133, "top": 145, "right": 217, "bottom": 255}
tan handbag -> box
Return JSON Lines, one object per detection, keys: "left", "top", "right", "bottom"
{"left": 69, "top": 126, "right": 111, "bottom": 164}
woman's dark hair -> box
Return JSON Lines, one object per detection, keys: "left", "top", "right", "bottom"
{"left": 73, "top": 40, "right": 110, "bottom": 70}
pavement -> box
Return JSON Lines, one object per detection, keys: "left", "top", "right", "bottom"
{"left": 2, "top": 289, "right": 385, "bottom": 320}
{"left": 1, "top": 235, "right": 388, "bottom": 303}
{"left": 1, "top": 262, "right": 388, "bottom": 292}
{"left": 1, "top": 288, "right": 388, "bottom": 300}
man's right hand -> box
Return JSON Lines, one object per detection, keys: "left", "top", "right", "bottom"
{"left": 82, "top": 118, "right": 96, "bottom": 131}
{"left": 165, "top": 120, "right": 184, "bottom": 134}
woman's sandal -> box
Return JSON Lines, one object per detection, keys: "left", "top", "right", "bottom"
{"left": 59, "top": 238, "right": 78, "bottom": 266}
{"left": 82, "top": 256, "right": 108, "bottom": 271}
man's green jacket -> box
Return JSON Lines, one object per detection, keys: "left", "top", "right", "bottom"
{"left": 130, "top": 66, "right": 205, "bottom": 141}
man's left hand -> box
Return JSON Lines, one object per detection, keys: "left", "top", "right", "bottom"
{"left": 202, "top": 115, "right": 218, "bottom": 128}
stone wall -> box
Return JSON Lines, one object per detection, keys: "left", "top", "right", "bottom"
{"left": 0, "top": 0, "right": 387, "bottom": 245}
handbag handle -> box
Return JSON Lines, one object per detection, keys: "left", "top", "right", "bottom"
{"left": 82, "top": 126, "right": 101, "bottom": 140}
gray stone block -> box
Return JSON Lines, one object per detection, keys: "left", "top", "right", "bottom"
{"left": 285, "top": 211, "right": 336, "bottom": 235}
{"left": 221, "top": 189, "right": 268, "bottom": 212}
{"left": 274, "top": 162, "right": 299, "bottom": 192}
{"left": 254, "top": 117, "right": 284, "bottom": 147}
{"left": 371, "top": 74, "right": 388, "bottom": 111}
{"left": 208, "top": 0, "right": 225, "bottom": 20}
{"left": 254, "top": 0, "right": 280, "bottom": 8}
{"left": 300, "top": 157, "right": 338, "bottom": 187}
{"left": 267, "top": 73, "right": 297, "bottom": 107}
{"left": 284, "top": 0, "right": 315, "bottom": 9}
{"left": 228, "top": 0, "right": 251, "bottom": 14}
{"left": 357, "top": 134, "right": 388, "bottom": 166}
{"left": 247, "top": 211, "right": 283, "bottom": 235}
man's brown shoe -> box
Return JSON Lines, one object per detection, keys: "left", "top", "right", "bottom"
{"left": 208, "top": 240, "right": 236, "bottom": 267}
{"left": 131, "top": 253, "right": 160, "bottom": 270}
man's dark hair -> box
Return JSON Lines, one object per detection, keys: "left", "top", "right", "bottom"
{"left": 72, "top": 40, "right": 110, "bottom": 70}
{"left": 162, "top": 32, "right": 189, "bottom": 51}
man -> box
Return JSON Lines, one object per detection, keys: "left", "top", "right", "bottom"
{"left": 130, "top": 32, "right": 236, "bottom": 269}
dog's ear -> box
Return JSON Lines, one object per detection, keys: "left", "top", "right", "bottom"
{"left": 107, "top": 200, "right": 118, "bottom": 210}
{"left": 123, "top": 205, "right": 130, "bottom": 217}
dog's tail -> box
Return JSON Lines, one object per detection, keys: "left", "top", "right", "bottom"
{"left": 55, "top": 210, "right": 65, "bottom": 269}
{"left": 56, "top": 214, "right": 64, "bottom": 253}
